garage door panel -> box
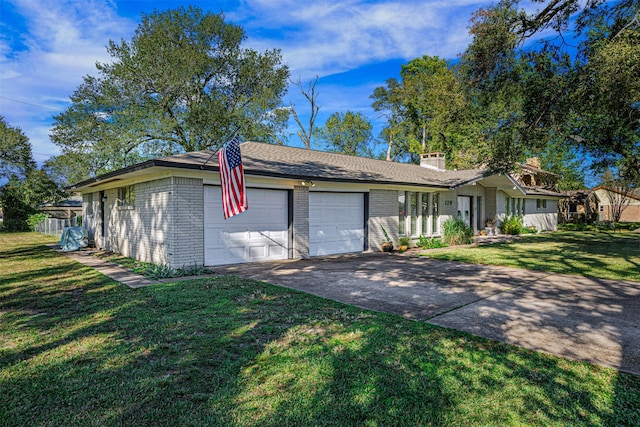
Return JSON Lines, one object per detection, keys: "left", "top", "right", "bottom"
{"left": 204, "top": 187, "right": 288, "bottom": 265}
{"left": 310, "top": 192, "right": 364, "bottom": 256}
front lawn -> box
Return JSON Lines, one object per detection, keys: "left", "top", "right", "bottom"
{"left": 423, "top": 231, "right": 640, "bottom": 282}
{"left": 1, "top": 232, "right": 639, "bottom": 426}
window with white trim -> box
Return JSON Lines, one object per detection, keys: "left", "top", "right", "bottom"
{"left": 505, "top": 196, "right": 525, "bottom": 216}
{"left": 117, "top": 185, "right": 135, "bottom": 208}
{"left": 399, "top": 191, "right": 440, "bottom": 237}
{"left": 536, "top": 199, "right": 547, "bottom": 210}
{"left": 86, "top": 193, "right": 94, "bottom": 216}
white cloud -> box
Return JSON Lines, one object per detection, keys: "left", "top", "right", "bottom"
{"left": 243, "top": 0, "right": 487, "bottom": 79}
{"left": 0, "top": 0, "right": 135, "bottom": 160}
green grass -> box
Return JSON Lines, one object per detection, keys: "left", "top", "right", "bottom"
{"left": 423, "top": 231, "right": 640, "bottom": 282}
{"left": 1, "top": 232, "right": 639, "bottom": 426}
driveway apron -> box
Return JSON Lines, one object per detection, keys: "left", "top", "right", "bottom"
{"left": 214, "top": 252, "right": 640, "bottom": 375}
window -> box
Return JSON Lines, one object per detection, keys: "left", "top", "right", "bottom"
{"left": 86, "top": 193, "right": 94, "bottom": 216}
{"left": 536, "top": 199, "right": 547, "bottom": 210}
{"left": 432, "top": 193, "right": 439, "bottom": 234}
{"left": 399, "top": 191, "right": 440, "bottom": 237}
{"left": 421, "top": 193, "right": 429, "bottom": 235}
{"left": 506, "top": 197, "right": 525, "bottom": 216}
{"left": 118, "top": 185, "right": 135, "bottom": 208}
{"left": 398, "top": 192, "right": 406, "bottom": 236}
{"left": 410, "top": 192, "right": 418, "bottom": 236}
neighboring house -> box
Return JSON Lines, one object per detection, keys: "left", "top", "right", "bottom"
{"left": 558, "top": 190, "right": 598, "bottom": 224}
{"left": 592, "top": 186, "right": 640, "bottom": 223}
{"left": 39, "top": 195, "right": 83, "bottom": 219}
{"left": 68, "top": 142, "right": 562, "bottom": 268}
{"left": 511, "top": 157, "right": 560, "bottom": 192}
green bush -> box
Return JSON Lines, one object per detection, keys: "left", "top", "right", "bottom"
{"left": 442, "top": 217, "right": 473, "bottom": 246}
{"left": 27, "top": 213, "right": 48, "bottom": 231}
{"left": 418, "top": 235, "right": 448, "bottom": 249}
{"left": 500, "top": 215, "right": 524, "bottom": 235}
{"left": 398, "top": 236, "right": 411, "bottom": 247}
{"left": 0, "top": 180, "right": 34, "bottom": 232}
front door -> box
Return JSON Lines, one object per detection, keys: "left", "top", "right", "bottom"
{"left": 457, "top": 196, "right": 472, "bottom": 228}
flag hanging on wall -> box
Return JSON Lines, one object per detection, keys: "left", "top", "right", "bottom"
{"left": 218, "top": 134, "right": 247, "bottom": 219}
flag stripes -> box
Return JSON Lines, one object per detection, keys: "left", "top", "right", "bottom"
{"left": 218, "top": 135, "right": 247, "bottom": 219}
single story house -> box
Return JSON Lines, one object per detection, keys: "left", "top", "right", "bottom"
{"left": 592, "top": 186, "right": 640, "bottom": 223}
{"left": 68, "top": 142, "right": 562, "bottom": 268}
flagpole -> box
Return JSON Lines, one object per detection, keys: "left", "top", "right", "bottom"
{"left": 200, "top": 126, "right": 241, "bottom": 170}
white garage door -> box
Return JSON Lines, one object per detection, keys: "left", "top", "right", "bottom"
{"left": 309, "top": 192, "right": 365, "bottom": 256}
{"left": 204, "top": 187, "right": 289, "bottom": 266}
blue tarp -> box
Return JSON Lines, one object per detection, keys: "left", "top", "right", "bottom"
{"left": 59, "top": 226, "right": 88, "bottom": 252}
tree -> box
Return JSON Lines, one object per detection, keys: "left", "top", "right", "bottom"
{"left": 0, "top": 116, "right": 35, "bottom": 179}
{"left": 532, "top": 141, "right": 585, "bottom": 191}
{"left": 0, "top": 119, "right": 67, "bottom": 230}
{"left": 371, "top": 57, "right": 487, "bottom": 168}
{"left": 598, "top": 169, "right": 635, "bottom": 223}
{"left": 371, "top": 78, "right": 412, "bottom": 161}
{"left": 314, "top": 111, "right": 374, "bottom": 157}
{"left": 51, "top": 6, "right": 289, "bottom": 182}
{"left": 459, "top": 0, "right": 640, "bottom": 178}
{"left": 289, "top": 76, "right": 320, "bottom": 149}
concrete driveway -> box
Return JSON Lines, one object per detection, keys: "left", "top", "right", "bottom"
{"left": 214, "top": 252, "right": 640, "bottom": 376}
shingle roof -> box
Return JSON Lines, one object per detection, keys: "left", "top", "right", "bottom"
{"left": 521, "top": 186, "right": 565, "bottom": 197}
{"left": 152, "top": 142, "right": 485, "bottom": 189}
{"left": 69, "top": 142, "right": 565, "bottom": 195}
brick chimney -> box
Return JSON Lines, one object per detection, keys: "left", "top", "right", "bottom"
{"left": 420, "top": 152, "right": 446, "bottom": 171}
{"left": 526, "top": 157, "right": 541, "bottom": 169}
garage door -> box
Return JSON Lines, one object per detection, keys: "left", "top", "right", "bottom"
{"left": 309, "top": 192, "right": 365, "bottom": 256}
{"left": 204, "top": 187, "right": 289, "bottom": 266}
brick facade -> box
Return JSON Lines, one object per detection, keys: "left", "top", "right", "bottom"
{"left": 368, "top": 189, "right": 398, "bottom": 251}
{"left": 83, "top": 177, "right": 204, "bottom": 268}
{"left": 292, "top": 185, "right": 310, "bottom": 258}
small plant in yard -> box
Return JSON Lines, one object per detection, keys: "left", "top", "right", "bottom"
{"left": 144, "top": 263, "right": 179, "bottom": 279}
{"left": 442, "top": 217, "right": 473, "bottom": 245}
{"left": 380, "top": 226, "right": 394, "bottom": 252}
{"left": 418, "top": 235, "right": 448, "bottom": 249}
{"left": 500, "top": 215, "right": 524, "bottom": 235}
{"left": 397, "top": 236, "right": 411, "bottom": 251}
{"left": 27, "top": 213, "right": 48, "bottom": 231}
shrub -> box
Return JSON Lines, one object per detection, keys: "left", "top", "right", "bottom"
{"left": 144, "top": 264, "right": 179, "bottom": 279}
{"left": 418, "top": 235, "right": 447, "bottom": 249}
{"left": 500, "top": 215, "right": 524, "bottom": 235}
{"left": 398, "top": 236, "right": 411, "bottom": 247}
{"left": 442, "top": 217, "right": 473, "bottom": 246}
{"left": 27, "top": 213, "right": 48, "bottom": 231}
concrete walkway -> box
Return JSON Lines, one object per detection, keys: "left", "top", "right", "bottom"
{"left": 52, "top": 246, "right": 158, "bottom": 288}
{"left": 53, "top": 246, "right": 640, "bottom": 375}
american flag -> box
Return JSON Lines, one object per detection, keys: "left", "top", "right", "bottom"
{"left": 218, "top": 134, "right": 247, "bottom": 219}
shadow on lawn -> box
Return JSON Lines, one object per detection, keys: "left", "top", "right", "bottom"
{"left": 493, "top": 232, "right": 640, "bottom": 281}
{"left": 1, "top": 237, "right": 639, "bottom": 425}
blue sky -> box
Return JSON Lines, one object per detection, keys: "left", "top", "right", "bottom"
{"left": 1, "top": 0, "right": 517, "bottom": 164}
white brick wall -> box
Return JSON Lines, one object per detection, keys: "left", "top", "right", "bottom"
{"left": 293, "top": 185, "right": 309, "bottom": 258}
{"left": 368, "top": 189, "right": 398, "bottom": 251}
{"left": 89, "top": 177, "right": 205, "bottom": 268}
{"left": 169, "top": 177, "right": 204, "bottom": 268}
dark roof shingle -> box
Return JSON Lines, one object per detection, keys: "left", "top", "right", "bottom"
{"left": 157, "top": 142, "right": 485, "bottom": 188}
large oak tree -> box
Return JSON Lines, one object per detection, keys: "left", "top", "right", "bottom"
{"left": 459, "top": 0, "right": 639, "bottom": 182}
{"left": 51, "top": 6, "right": 289, "bottom": 183}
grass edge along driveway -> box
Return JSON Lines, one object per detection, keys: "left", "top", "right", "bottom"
{"left": 421, "top": 231, "right": 640, "bottom": 283}
{"left": 1, "top": 232, "right": 639, "bottom": 426}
